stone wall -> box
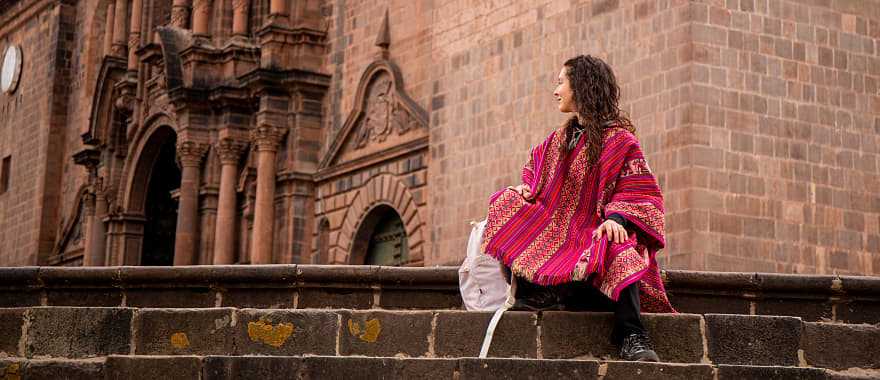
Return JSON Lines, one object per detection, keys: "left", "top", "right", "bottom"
{"left": 0, "top": 0, "right": 76, "bottom": 266}
{"left": 673, "top": 0, "right": 880, "bottom": 274}
{"left": 0, "top": 0, "right": 877, "bottom": 273}
{"left": 323, "top": 0, "right": 880, "bottom": 273}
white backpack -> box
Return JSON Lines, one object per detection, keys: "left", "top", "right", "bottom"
{"left": 458, "top": 219, "right": 517, "bottom": 358}
{"left": 458, "top": 219, "right": 510, "bottom": 311}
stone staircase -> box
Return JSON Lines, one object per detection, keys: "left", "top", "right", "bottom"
{"left": 0, "top": 265, "right": 878, "bottom": 379}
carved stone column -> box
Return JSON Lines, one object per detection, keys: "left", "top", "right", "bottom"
{"left": 192, "top": 0, "right": 211, "bottom": 37}
{"left": 174, "top": 141, "right": 208, "bottom": 265}
{"left": 232, "top": 0, "right": 249, "bottom": 36}
{"left": 172, "top": 0, "right": 191, "bottom": 29}
{"left": 213, "top": 139, "right": 245, "bottom": 264}
{"left": 268, "top": 0, "right": 288, "bottom": 25}
{"left": 128, "top": 0, "right": 143, "bottom": 71}
{"left": 111, "top": 0, "right": 128, "bottom": 57}
{"left": 73, "top": 148, "right": 106, "bottom": 266}
{"left": 249, "top": 125, "right": 285, "bottom": 264}
{"left": 103, "top": 3, "right": 115, "bottom": 55}
{"left": 89, "top": 186, "right": 109, "bottom": 266}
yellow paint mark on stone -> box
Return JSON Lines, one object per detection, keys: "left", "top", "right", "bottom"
{"left": 247, "top": 320, "right": 295, "bottom": 348}
{"left": 347, "top": 318, "right": 381, "bottom": 343}
{"left": 1, "top": 363, "right": 21, "bottom": 380}
{"left": 170, "top": 332, "right": 190, "bottom": 349}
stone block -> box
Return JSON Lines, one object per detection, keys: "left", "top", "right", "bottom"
{"left": 203, "top": 356, "right": 305, "bottom": 379}
{"left": 125, "top": 289, "right": 216, "bottom": 308}
{"left": 666, "top": 293, "right": 751, "bottom": 315}
{"left": 209, "top": 265, "right": 299, "bottom": 283}
{"left": 304, "top": 357, "right": 457, "bottom": 379}
{"left": 45, "top": 289, "right": 123, "bottom": 307}
{"left": 24, "top": 359, "right": 105, "bottom": 379}
{"left": 754, "top": 296, "right": 833, "bottom": 322}
{"left": 836, "top": 300, "right": 880, "bottom": 324}
{"left": 640, "top": 313, "right": 704, "bottom": 363}
{"left": 541, "top": 312, "right": 702, "bottom": 363}
{"left": 105, "top": 355, "right": 202, "bottom": 380}
{"left": 705, "top": 314, "right": 801, "bottom": 366}
{"left": 26, "top": 307, "right": 132, "bottom": 358}
{"left": 435, "top": 311, "right": 536, "bottom": 359}
{"left": 118, "top": 266, "right": 215, "bottom": 284}
{"left": 338, "top": 310, "right": 433, "bottom": 357}
{"left": 38, "top": 267, "right": 119, "bottom": 286}
{"left": 134, "top": 308, "right": 235, "bottom": 355}
{"left": 604, "top": 361, "right": 714, "bottom": 380}
{"left": 297, "top": 287, "right": 374, "bottom": 309}
{"left": 540, "top": 312, "right": 615, "bottom": 360}
{"left": 716, "top": 364, "right": 828, "bottom": 380}
{"left": 378, "top": 289, "right": 462, "bottom": 310}
{"left": 0, "top": 268, "right": 39, "bottom": 287}
{"left": 221, "top": 288, "right": 296, "bottom": 308}
{"left": 458, "top": 358, "right": 599, "bottom": 379}
{"left": 0, "top": 309, "right": 24, "bottom": 356}
{"left": 802, "top": 322, "right": 880, "bottom": 370}
{"left": 233, "top": 309, "right": 337, "bottom": 356}
{"left": 0, "top": 290, "right": 41, "bottom": 307}
{"left": 297, "top": 265, "right": 379, "bottom": 284}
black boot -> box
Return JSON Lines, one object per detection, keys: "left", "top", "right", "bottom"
{"left": 619, "top": 332, "right": 660, "bottom": 362}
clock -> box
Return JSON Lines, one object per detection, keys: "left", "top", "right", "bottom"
{"left": 1, "top": 45, "right": 22, "bottom": 94}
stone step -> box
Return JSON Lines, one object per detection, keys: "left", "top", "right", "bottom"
{"left": 1, "top": 356, "right": 876, "bottom": 380}
{"left": 1, "top": 307, "right": 878, "bottom": 371}
{"left": 1, "top": 266, "right": 878, "bottom": 324}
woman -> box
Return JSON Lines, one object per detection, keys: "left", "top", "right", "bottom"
{"left": 481, "top": 55, "right": 675, "bottom": 362}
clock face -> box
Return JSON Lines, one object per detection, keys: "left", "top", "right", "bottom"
{"left": 1, "top": 45, "right": 22, "bottom": 94}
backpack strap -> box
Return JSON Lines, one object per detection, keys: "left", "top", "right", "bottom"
{"left": 478, "top": 276, "right": 517, "bottom": 358}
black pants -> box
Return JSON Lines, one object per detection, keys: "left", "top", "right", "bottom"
{"left": 503, "top": 266, "right": 645, "bottom": 345}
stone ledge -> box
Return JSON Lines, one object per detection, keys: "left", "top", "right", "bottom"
{"left": 0, "top": 266, "right": 877, "bottom": 323}
{"left": 3, "top": 307, "right": 879, "bottom": 371}
{"left": 5, "top": 266, "right": 875, "bottom": 293}
{"left": 5, "top": 356, "right": 872, "bottom": 379}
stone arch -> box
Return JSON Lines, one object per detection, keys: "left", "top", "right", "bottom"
{"left": 121, "top": 113, "right": 178, "bottom": 214}
{"left": 336, "top": 173, "right": 425, "bottom": 264}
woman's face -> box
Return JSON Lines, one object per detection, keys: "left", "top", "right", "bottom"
{"left": 553, "top": 67, "right": 576, "bottom": 113}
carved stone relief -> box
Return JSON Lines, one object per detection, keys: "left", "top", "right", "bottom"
{"left": 353, "top": 74, "right": 418, "bottom": 150}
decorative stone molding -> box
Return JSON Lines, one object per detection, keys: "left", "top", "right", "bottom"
{"left": 250, "top": 125, "right": 286, "bottom": 152}
{"left": 176, "top": 141, "right": 209, "bottom": 167}
{"left": 352, "top": 74, "right": 419, "bottom": 150}
{"left": 319, "top": 60, "right": 428, "bottom": 170}
{"left": 216, "top": 138, "right": 247, "bottom": 165}
{"left": 171, "top": 6, "right": 191, "bottom": 29}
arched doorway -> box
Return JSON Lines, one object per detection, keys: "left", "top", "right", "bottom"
{"left": 140, "top": 128, "right": 181, "bottom": 265}
{"left": 351, "top": 204, "right": 409, "bottom": 266}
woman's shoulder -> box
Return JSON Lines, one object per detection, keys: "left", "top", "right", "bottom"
{"left": 602, "top": 125, "right": 639, "bottom": 146}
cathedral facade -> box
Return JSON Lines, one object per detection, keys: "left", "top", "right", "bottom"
{"left": 0, "top": 0, "right": 878, "bottom": 274}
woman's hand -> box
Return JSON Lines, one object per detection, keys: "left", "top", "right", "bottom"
{"left": 507, "top": 184, "right": 532, "bottom": 200}
{"left": 593, "top": 219, "right": 628, "bottom": 243}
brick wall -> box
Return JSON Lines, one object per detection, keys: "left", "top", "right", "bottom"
{"left": 426, "top": 0, "right": 693, "bottom": 266}
{"left": 0, "top": 0, "right": 75, "bottom": 266}
{"left": 673, "top": 0, "right": 880, "bottom": 274}
{"left": 323, "top": 0, "right": 879, "bottom": 273}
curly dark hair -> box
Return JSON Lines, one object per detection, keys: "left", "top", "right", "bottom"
{"left": 562, "top": 55, "right": 635, "bottom": 165}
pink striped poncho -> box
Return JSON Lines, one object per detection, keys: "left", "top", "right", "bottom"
{"left": 481, "top": 122, "right": 675, "bottom": 313}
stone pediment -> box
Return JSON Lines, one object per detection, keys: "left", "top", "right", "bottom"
{"left": 320, "top": 60, "right": 428, "bottom": 171}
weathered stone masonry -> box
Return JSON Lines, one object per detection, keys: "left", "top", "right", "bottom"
{"left": 0, "top": 0, "right": 877, "bottom": 274}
